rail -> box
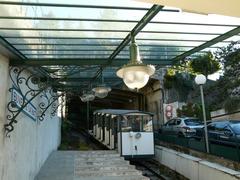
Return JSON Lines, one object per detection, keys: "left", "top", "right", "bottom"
{"left": 155, "top": 133, "right": 240, "bottom": 162}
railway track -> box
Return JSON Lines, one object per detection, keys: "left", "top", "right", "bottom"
{"left": 130, "top": 159, "right": 170, "bottom": 180}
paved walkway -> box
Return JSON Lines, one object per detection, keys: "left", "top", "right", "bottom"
{"left": 35, "top": 150, "right": 149, "bottom": 180}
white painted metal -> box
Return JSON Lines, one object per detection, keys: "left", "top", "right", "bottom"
{"left": 111, "top": 135, "right": 115, "bottom": 149}
{"left": 100, "top": 128, "right": 103, "bottom": 141}
{"left": 93, "top": 125, "right": 96, "bottom": 137}
{"left": 121, "top": 132, "right": 154, "bottom": 156}
{"left": 104, "top": 127, "right": 109, "bottom": 145}
{"left": 96, "top": 124, "right": 100, "bottom": 139}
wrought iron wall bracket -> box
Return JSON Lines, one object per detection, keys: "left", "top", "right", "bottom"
{"left": 51, "top": 94, "right": 65, "bottom": 117}
{"left": 5, "top": 66, "right": 51, "bottom": 137}
{"left": 5, "top": 88, "right": 45, "bottom": 136}
{"left": 37, "top": 91, "right": 63, "bottom": 121}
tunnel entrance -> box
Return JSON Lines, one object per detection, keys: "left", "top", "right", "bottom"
{"left": 60, "top": 89, "right": 144, "bottom": 150}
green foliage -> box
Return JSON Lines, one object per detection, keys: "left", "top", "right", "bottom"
{"left": 214, "top": 41, "right": 240, "bottom": 111}
{"left": 177, "top": 103, "right": 198, "bottom": 117}
{"left": 79, "top": 142, "right": 90, "bottom": 150}
{"left": 163, "top": 52, "right": 220, "bottom": 91}
{"left": 61, "top": 120, "right": 72, "bottom": 136}
{"left": 189, "top": 52, "right": 221, "bottom": 76}
{"left": 177, "top": 103, "right": 211, "bottom": 121}
{"left": 163, "top": 70, "right": 177, "bottom": 89}
{"left": 224, "top": 97, "right": 240, "bottom": 113}
{"left": 59, "top": 120, "right": 73, "bottom": 150}
{"left": 215, "top": 41, "right": 240, "bottom": 64}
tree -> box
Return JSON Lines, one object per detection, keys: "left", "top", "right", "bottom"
{"left": 189, "top": 52, "right": 221, "bottom": 77}
{"left": 214, "top": 41, "right": 240, "bottom": 112}
{"left": 176, "top": 102, "right": 211, "bottom": 120}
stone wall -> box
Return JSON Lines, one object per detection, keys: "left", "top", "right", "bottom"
{"left": 0, "top": 55, "right": 61, "bottom": 180}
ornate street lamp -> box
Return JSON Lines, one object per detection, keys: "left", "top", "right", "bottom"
{"left": 116, "top": 36, "right": 155, "bottom": 90}
{"left": 195, "top": 74, "right": 209, "bottom": 153}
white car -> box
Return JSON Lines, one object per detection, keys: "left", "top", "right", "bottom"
{"left": 159, "top": 117, "right": 204, "bottom": 137}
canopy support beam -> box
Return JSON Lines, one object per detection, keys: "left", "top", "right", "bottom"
{"left": 90, "top": 4, "right": 164, "bottom": 84}
{"left": 10, "top": 58, "right": 172, "bottom": 66}
{"left": 171, "top": 26, "right": 240, "bottom": 64}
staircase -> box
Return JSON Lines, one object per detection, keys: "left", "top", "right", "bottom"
{"left": 35, "top": 150, "right": 149, "bottom": 180}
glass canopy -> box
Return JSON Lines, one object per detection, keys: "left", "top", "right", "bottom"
{"left": 1, "top": 0, "right": 240, "bottom": 91}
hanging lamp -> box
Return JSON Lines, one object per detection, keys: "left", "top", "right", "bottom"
{"left": 92, "top": 69, "right": 111, "bottom": 98}
{"left": 80, "top": 90, "right": 95, "bottom": 102}
{"left": 116, "top": 36, "right": 155, "bottom": 89}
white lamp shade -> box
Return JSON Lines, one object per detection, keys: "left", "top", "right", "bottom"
{"left": 195, "top": 74, "right": 207, "bottom": 85}
{"left": 80, "top": 91, "right": 95, "bottom": 102}
{"left": 117, "top": 65, "right": 155, "bottom": 89}
{"left": 92, "top": 86, "right": 111, "bottom": 98}
{"left": 123, "top": 70, "right": 149, "bottom": 89}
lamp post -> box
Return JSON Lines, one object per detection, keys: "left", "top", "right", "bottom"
{"left": 86, "top": 100, "right": 89, "bottom": 144}
{"left": 195, "top": 74, "right": 209, "bottom": 153}
{"left": 80, "top": 90, "right": 95, "bottom": 144}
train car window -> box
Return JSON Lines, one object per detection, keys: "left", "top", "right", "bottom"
{"left": 143, "top": 115, "right": 153, "bottom": 132}
{"left": 96, "top": 115, "right": 99, "bottom": 127}
{"left": 120, "top": 114, "right": 153, "bottom": 132}
{"left": 107, "top": 115, "right": 111, "bottom": 131}
{"left": 132, "top": 116, "right": 141, "bottom": 132}
{"left": 117, "top": 116, "right": 121, "bottom": 132}
{"left": 104, "top": 115, "right": 108, "bottom": 128}
{"left": 121, "top": 116, "right": 132, "bottom": 132}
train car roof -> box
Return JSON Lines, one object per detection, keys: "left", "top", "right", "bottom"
{"left": 93, "top": 109, "right": 154, "bottom": 116}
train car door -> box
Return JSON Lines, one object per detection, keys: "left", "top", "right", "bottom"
{"left": 120, "top": 114, "right": 154, "bottom": 158}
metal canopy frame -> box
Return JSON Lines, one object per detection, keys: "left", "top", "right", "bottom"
{"left": 1, "top": 1, "right": 240, "bottom": 92}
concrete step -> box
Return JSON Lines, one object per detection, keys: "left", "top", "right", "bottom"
{"left": 75, "top": 160, "right": 129, "bottom": 166}
{"left": 74, "top": 169, "right": 143, "bottom": 177}
{"left": 52, "top": 150, "right": 117, "bottom": 155}
{"left": 37, "top": 175, "right": 149, "bottom": 180}
{"left": 35, "top": 151, "right": 149, "bottom": 180}
{"left": 74, "top": 150, "right": 118, "bottom": 154}
{"left": 75, "top": 156, "right": 124, "bottom": 161}
{"left": 74, "top": 175, "right": 150, "bottom": 180}
{"left": 74, "top": 165, "right": 135, "bottom": 171}
{"left": 75, "top": 153, "right": 120, "bottom": 158}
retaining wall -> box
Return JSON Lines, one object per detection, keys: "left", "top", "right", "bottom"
{"left": 155, "top": 145, "right": 240, "bottom": 180}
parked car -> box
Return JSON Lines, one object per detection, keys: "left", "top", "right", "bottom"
{"left": 194, "top": 120, "right": 240, "bottom": 146}
{"left": 159, "top": 117, "right": 204, "bottom": 137}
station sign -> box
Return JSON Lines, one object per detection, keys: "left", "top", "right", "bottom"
{"left": 11, "top": 88, "right": 37, "bottom": 121}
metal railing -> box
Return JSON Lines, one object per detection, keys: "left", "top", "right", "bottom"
{"left": 155, "top": 133, "right": 240, "bottom": 162}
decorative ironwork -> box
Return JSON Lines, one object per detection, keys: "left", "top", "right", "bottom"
{"left": 5, "top": 66, "right": 49, "bottom": 136}
{"left": 37, "top": 88, "right": 61, "bottom": 121}
{"left": 51, "top": 93, "right": 65, "bottom": 117}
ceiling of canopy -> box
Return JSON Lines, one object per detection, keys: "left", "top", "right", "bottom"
{"left": 0, "top": 0, "right": 240, "bottom": 92}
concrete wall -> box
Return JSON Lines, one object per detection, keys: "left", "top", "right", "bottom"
{"left": 0, "top": 54, "right": 9, "bottom": 180}
{"left": 0, "top": 55, "right": 61, "bottom": 180}
{"left": 211, "top": 109, "right": 240, "bottom": 120}
{"left": 155, "top": 145, "right": 240, "bottom": 180}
